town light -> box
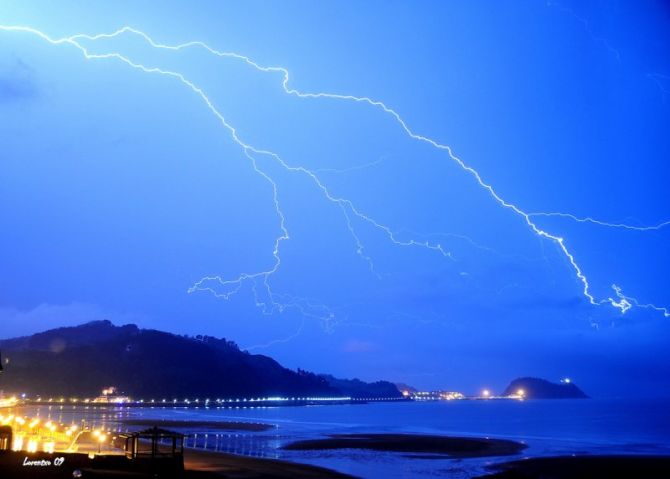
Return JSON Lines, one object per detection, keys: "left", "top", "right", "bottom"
{"left": 26, "top": 439, "right": 38, "bottom": 453}
{"left": 12, "top": 435, "right": 24, "bottom": 451}
{"left": 482, "top": 389, "right": 491, "bottom": 398}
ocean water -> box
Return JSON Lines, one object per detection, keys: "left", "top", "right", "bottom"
{"left": 16, "top": 398, "right": 670, "bottom": 478}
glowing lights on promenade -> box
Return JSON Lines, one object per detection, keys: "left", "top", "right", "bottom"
{"left": 15, "top": 394, "right": 364, "bottom": 407}
{"left": 0, "top": 412, "right": 112, "bottom": 454}
{"left": 0, "top": 396, "right": 18, "bottom": 408}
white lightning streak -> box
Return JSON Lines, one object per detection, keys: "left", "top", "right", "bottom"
{"left": 1, "top": 24, "right": 668, "bottom": 319}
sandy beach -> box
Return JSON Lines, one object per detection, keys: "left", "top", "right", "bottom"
{"left": 0, "top": 449, "right": 353, "bottom": 478}
{"left": 183, "top": 447, "right": 354, "bottom": 478}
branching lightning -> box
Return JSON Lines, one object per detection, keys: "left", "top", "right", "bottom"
{"left": 1, "top": 23, "right": 668, "bottom": 329}
{"left": 647, "top": 73, "right": 670, "bottom": 103}
{"left": 610, "top": 285, "right": 669, "bottom": 318}
{"left": 546, "top": 0, "right": 622, "bottom": 63}
{"left": 316, "top": 156, "right": 387, "bottom": 174}
{"left": 528, "top": 212, "right": 670, "bottom": 232}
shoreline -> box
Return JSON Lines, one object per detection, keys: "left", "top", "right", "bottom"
{"left": 116, "top": 418, "right": 275, "bottom": 432}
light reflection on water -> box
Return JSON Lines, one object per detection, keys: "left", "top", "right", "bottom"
{"left": 185, "top": 432, "right": 281, "bottom": 458}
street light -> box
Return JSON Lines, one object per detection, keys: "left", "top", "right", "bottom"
{"left": 98, "top": 434, "right": 106, "bottom": 454}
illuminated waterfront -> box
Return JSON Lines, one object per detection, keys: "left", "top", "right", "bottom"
{"left": 0, "top": 410, "right": 118, "bottom": 455}
{"left": 3, "top": 397, "right": 669, "bottom": 478}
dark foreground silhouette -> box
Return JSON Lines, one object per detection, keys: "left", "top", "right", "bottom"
{"left": 477, "top": 455, "right": 670, "bottom": 479}
{"left": 0, "top": 449, "right": 354, "bottom": 478}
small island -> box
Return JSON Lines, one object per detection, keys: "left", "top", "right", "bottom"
{"left": 502, "top": 377, "right": 588, "bottom": 399}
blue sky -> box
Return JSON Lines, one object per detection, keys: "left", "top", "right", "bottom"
{"left": 1, "top": 1, "right": 669, "bottom": 397}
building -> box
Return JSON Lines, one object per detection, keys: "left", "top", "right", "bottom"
{"left": 92, "top": 387, "right": 131, "bottom": 404}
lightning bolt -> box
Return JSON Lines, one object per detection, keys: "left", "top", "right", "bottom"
{"left": 1, "top": 24, "right": 668, "bottom": 324}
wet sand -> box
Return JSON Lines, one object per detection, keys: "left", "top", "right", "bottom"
{"left": 477, "top": 455, "right": 670, "bottom": 478}
{"left": 117, "top": 419, "right": 274, "bottom": 432}
{"left": 183, "top": 447, "right": 355, "bottom": 478}
{"left": 282, "top": 433, "right": 527, "bottom": 458}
